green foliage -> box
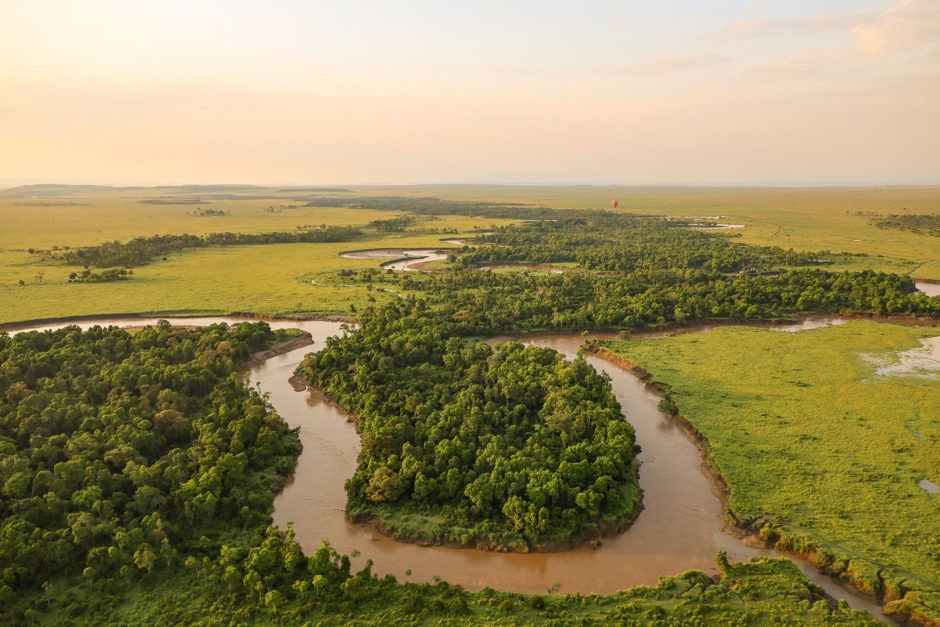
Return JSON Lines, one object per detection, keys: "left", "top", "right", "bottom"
{"left": 318, "top": 212, "right": 938, "bottom": 332}
{"left": 2, "top": 188, "right": 935, "bottom": 624}
{"left": 459, "top": 214, "right": 830, "bottom": 273}
{"left": 0, "top": 322, "right": 300, "bottom": 591}
{"left": 384, "top": 266, "right": 936, "bottom": 333}
{"left": 870, "top": 213, "right": 940, "bottom": 236}
{"left": 46, "top": 226, "right": 364, "bottom": 268}
{"left": 368, "top": 216, "right": 416, "bottom": 231}
{"left": 67, "top": 268, "right": 133, "bottom": 283}
{"left": 2, "top": 548, "right": 883, "bottom": 625}
{"left": 297, "top": 304, "right": 640, "bottom": 547}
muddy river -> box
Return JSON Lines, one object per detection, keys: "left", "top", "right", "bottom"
{"left": 340, "top": 249, "right": 452, "bottom": 271}
{"left": 8, "top": 315, "right": 888, "bottom": 620}
{"left": 258, "top": 316, "right": 887, "bottom": 620}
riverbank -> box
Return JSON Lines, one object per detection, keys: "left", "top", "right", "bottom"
{"left": 345, "top": 485, "right": 646, "bottom": 554}
{"left": 586, "top": 323, "right": 940, "bottom": 627}
{"left": 243, "top": 334, "right": 315, "bottom": 370}
{"left": 0, "top": 311, "right": 356, "bottom": 332}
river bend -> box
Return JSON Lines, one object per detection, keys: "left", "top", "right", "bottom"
{"left": 8, "top": 315, "right": 887, "bottom": 620}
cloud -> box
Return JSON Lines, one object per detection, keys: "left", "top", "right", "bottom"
{"left": 719, "top": 0, "right": 940, "bottom": 57}
{"left": 740, "top": 0, "right": 940, "bottom": 80}
{"left": 717, "top": 10, "right": 873, "bottom": 39}
{"left": 853, "top": 0, "right": 940, "bottom": 56}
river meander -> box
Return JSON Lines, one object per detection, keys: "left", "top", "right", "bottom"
{"left": 7, "top": 315, "right": 889, "bottom": 621}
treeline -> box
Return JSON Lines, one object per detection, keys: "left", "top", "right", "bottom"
{"left": 139, "top": 198, "right": 207, "bottom": 205}
{"left": 388, "top": 267, "right": 938, "bottom": 331}
{"left": 67, "top": 268, "right": 133, "bottom": 283}
{"left": 871, "top": 213, "right": 940, "bottom": 237}
{"left": 368, "top": 216, "right": 415, "bottom": 231}
{"left": 296, "top": 304, "right": 640, "bottom": 548}
{"left": 458, "top": 215, "right": 832, "bottom": 274}
{"left": 45, "top": 226, "right": 363, "bottom": 268}
{"left": 304, "top": 196, "right": 559, "bottom": 219}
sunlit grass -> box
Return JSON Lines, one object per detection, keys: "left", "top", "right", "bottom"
{"left": 599, "top": 321, "right": 940, "bottom": 592}
{"left": 0, "top": 233, "right": 475, "bottom": 324}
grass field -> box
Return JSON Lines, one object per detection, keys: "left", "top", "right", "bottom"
{"left": 0, "top": 185, "right": 515, "bottom": 324}
{"left": 1, "top": 184, "right": 937, "bottom": 326}
{"left": 0, "top": 233, "right": 476, "bottom": 324}
{"left": 597, "top": 321, "right": 940, "bottom": 615}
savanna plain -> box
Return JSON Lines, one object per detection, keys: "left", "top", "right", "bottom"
{"left": 0, "top": 184, "right": 938, "bottom": 625}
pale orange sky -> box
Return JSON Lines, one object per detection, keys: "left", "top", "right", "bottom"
{"left": 1, "top": 0, "right": 938, "bottom": 185}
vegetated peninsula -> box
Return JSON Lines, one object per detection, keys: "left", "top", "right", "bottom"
{"left": 295, "top": 307, "right": 641, "bottom": 550}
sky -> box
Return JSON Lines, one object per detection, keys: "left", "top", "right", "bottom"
{"left": 1, "top": 0, "right": 938, "bottom": 186}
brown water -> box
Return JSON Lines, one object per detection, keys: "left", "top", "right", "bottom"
{"left": 340, "top": 248, "right": 451, "bottom": 271}
{"left": 9, "top": 315, "right": 887, "bottom": 620}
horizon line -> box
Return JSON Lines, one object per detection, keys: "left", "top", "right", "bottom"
{"left": 3, "top": 180, "right": 940, "bottom": 191}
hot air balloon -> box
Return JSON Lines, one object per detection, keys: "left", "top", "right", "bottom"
{"left": 610, "top": 200, "right": 619, "bottom": 209}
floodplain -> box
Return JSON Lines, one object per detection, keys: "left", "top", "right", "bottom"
{"left": 1, "top": 183, "right": 938, "bottom": 625}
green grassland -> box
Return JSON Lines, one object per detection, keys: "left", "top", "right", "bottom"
{"left": 596, "top": 320, "right": 940, "bottom": 619}
{"left": 1, "top": 184, "right": 937, "bottom": 326}
{"left": 0, "top": 234, "right": 469, "bottom": 325}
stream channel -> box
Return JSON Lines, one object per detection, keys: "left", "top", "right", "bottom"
{"left": 8, "top": 315, "right": 891, "bottom": 621}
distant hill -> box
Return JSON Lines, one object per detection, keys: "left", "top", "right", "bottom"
{"left": 0, "top": 184, "right": 270, "bottom": 198}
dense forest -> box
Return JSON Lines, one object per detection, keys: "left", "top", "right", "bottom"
{"left": 304, "top": 195, "right": 558, "bottom": 219}
{"left": 0, "top": 323, "right": 305, "bottom": 594}
{"left": 367, "top": 216, "right": 416, "bottom": 231}
{"left": 870, "top": 213, "right": 940, "bottom": 236}
{"left": 0, "top": 322, "right": 385, "bottom": 623}
{"left": 296, "top": 305, "right": 640, "bottom": 548}
{"left": 325, "top": 213, "right": 938, "bottom": 332}
{"left": 298, "top": 210, "right": 938, "bottom": 547}
{"left": 41, "top": 226, "right": 363, "bottom": 269}
{"left": 456, "top": 215, "right": 832, "bottom": 273}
